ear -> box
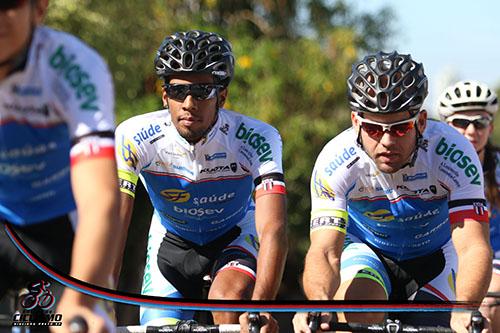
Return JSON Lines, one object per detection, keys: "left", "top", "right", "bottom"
{"left": 217, "top": 88, "right": 228, "bottom": 108}
{"left": 161, "top": 88, "right": 169, "bottom": 108}
{"left": 351, "top": 111, "right": 360, "bottom": 133}
{"left": 33, "top": 0, "right": 49, "bottom": 24}
{"left": 417, "top": 110, "right": 427, "bottom": 133}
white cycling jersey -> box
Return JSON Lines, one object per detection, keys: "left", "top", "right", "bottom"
{"left": 116, "top": 108, "right": 285, "bottom": 245}
{"left": 311, "top": 120, "right": 488, "bottom": 261}
{"left": 0, "top": 26, "right": 115, "bottom": 225}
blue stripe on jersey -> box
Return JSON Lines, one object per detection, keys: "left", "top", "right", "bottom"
{"left": 0, "top": 123, "right": 76, "bottom": 224}
{"left": 142, "top": 172, "right": 254, "bottom": 245}
{"left": 347, "top": 197, "right": 450, "bottom": 261}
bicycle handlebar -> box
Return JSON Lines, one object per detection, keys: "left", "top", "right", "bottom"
{"left": 116, "top": 324, "right": 241, "bottom": 333}
{"left": 307, "top": 310, "right": 485, "bottom": 333}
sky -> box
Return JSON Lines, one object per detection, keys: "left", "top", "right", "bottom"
{"left": 351, "top": 0, "right": 500, "bottom": 118}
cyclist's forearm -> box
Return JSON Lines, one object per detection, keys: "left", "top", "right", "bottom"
{"left": 70, "top": 197, "right": 121, "bottom": 289}
{"left": 302, "top": 247, "right": 340, "bottom": 300}
{"left": 252, "top": 227, "right": 288, "bottom": 300}
{"left": 455, "top": 244, "right": 492, "bottom": 303}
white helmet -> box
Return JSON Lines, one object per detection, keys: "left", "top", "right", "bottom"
{"left": 437, "top": 80, "right": 498, "bottom": 120}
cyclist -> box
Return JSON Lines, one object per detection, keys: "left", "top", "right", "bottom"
{"left": 0, "top": 0, "right": 121, "bottom": 331}
{"left": 115, "top": 30, "right": 287, "bottom": 332}
{"left": 438, "top": 80, "right": 500, "bottom": 332}
{"left": 292, "top": 51, "right": 491, "bottom": 333}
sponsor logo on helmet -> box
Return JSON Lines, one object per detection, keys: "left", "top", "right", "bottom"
{"left": 49, "top": 45, "right": 99, "bottom": 111}
{"left": 235, "top": 123, "right": 273, "bottom": 162}
{"left": 435, "top": 137, "right": 481, "bottom": 185}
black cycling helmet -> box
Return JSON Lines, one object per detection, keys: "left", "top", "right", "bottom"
{"left": 155, "top": 30, "right": 234, "bottom": 87}
{"left": 348, "top": 51, "right": 428, "bottom": 115}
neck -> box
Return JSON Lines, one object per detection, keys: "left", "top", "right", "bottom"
{"left": 477, "top": 148, "right": 486, "bottom": 166}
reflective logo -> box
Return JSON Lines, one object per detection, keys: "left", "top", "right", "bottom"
{"left": 363, "top": 209, "right": 394, "bottom": 222}
{"left": 160, "top": 189, "right": 191, "bottom": 202}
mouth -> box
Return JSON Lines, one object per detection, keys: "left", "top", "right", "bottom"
{"left": 377, "top": 152, "right": 399, "bottom": 162}
{"left": 178, "top": 115, "right": 199, "bottom": 126}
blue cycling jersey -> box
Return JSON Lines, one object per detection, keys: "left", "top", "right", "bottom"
{"left": 116, "top": 109, "right": 284, "bottom": 245}
{"left": 310, "top": 120, "right": 488, "bottom": 261}
{"left": 0, "top": 26, "right": 115, "bottom": 225}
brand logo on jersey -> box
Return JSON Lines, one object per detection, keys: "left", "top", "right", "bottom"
{"left": 219, "top": 123, "right": 230, "bottom": 135}
{"left": 12, "top": 85, "right": 42, "bottom": 96}
{"left": 313, "top": 174, "right": 335, "bottom": 201}
{"left": 396, "top": 184, "right": 437, "bottom": 195}
{"left": 49, "top": 45, "right": 99, "bottom": 111}
{"left": 205, "top": 152, "right": 227, "bottom": 161}
{"left": 235, "top": 123, "right": 273, "bottom": 162}
{"left": 193, "top": 192, "right": 236, "bottom": 206}
{"left": 173, "top": 206, "right": 224, "bottom": 217}
{"left": 120, "top": 136, "right": 138, "bottom": 169}
{"left": 133, "top": 124, "right": 162, "bottom": 145}
{"left": 363, "top": 209, "right": 395, "bottom": 222}
{"left": 435, "top": 137, "right": 481, "bottom": 185}
{"left": 200, "top": 163, "right": 237, "bottom": 174}
{"left": 160, "top": 189, "right": 191, "bottom": 202}
{"left": 402, "top": 172, "right": 428, "bottom": 182}
{"left": 324, "top": 147, "right": 357, "bottom": 176}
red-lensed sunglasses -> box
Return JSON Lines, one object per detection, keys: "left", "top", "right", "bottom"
{"left": 355, "top": 113, "right": 419, "bottom": 138}
{"left": 0, "top": 0, "right": 29, "bottom": 10}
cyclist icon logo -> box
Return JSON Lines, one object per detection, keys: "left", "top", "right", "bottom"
{"left": 20, "top": 280, "right": 56, "bottom": 310}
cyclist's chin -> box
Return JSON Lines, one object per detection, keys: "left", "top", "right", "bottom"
{"left": 374, "top": 159, "right": 404, "bottom": 174}
{"left": 176, "top": 125, "right": 208, "bottom": 143}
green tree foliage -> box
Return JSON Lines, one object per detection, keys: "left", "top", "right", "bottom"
{"left": 45, "top": 0, "right": 394, "bottom": 300}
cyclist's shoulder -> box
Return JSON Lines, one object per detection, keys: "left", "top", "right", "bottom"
{"left": 38, "top": 26, "right": 107, "bottom": 61}
{"left": 317, "top": 127, "right": 359, "bottom": 160}
{"left": 222, "top": 109, "right": 281, "bottom": 137}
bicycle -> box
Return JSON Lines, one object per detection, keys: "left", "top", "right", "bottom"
{"left": 69, "top": 312, "right": 262, "bottom": 333}
{"left": 307, "top": 310, "right": 485, "bottom": 333}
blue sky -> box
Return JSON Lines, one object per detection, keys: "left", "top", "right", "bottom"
{"left": 352, "top": 0, "right": 500, "bottom": 117}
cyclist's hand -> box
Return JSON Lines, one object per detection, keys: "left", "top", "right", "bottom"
{"left": 292, "top": 312, "right": 332, "bottom": 333}
{"left": 450, "top": 311, "right": 489, "bottom": 333}
{"left": 238, "top": 312, "right": 278, "bottom": 333}
{"left": 51, "top": 291, "right": 115, "bottom": 333}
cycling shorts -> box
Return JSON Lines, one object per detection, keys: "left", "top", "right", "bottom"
{"left": 139, "top": 210, "right": 258, "bottom": 325}
{"left": 340, "top": 234, "right": 457, "bottom": 301}
{"left": 0, "top": 214, "right": 75, "bottom": 298}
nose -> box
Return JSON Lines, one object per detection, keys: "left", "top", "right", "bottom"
{"left": 464, "top": 123, "right": 477, "bottom": 135}
{"left": 182, "top": 95, "right": 198, "bottom": 111}
{"left": 379, "top": 131, "right": 398, "bottom": 147}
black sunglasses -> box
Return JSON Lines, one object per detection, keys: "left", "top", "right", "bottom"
{"left": 0, "top": 0, "right": 29, "bottom": 10}
{"left": 164, "top": 84, "right": 222, "bottom": 102}
{"left": 449, "top": 116, "right": 492, "bottom": 130}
